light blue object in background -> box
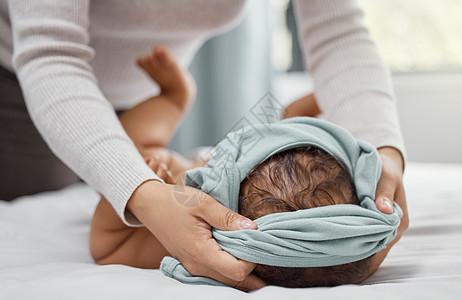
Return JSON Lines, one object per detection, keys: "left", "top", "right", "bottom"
{"left": 169, "top": 0, "right": 272, "bottom": 155}
{"left": 161, "top": 117, "right": 402, "bottom": 286}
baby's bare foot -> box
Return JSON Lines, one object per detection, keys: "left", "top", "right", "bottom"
{"left": 137, "top": 46, "right": 196, "bottom": 110}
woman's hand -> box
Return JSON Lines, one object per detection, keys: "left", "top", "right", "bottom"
{"left": 127, "top": 180, "right": 266, "bottom": 291}
{"left": 284, "top": 93, "right": 409, "bottom": 226}
{"left": 375, "top": 147, "right": 408, "bottom": 224}
{"left": 374, "top": 146, "right": 409, "bottom": 246}
{"left": 365, "top": 147, "right": 409, "bottom": 279}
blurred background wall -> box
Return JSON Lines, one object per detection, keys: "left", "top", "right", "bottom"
{"left": 169, "top": 0, "right": 271, "bottom": 154}
{"left": 170, "top": 0, "right": 462, "bottom": 164}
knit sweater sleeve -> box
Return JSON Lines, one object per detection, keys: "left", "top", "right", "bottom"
{"left": 293, "top": 0, "right": 407, "bottom": 162}
{"left": 7, "top": 0, "right": 162, "bottom": 226}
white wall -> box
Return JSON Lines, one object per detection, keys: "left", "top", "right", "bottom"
{"left": 394, "top": 72, "right": 462, "bottom": 163}
{"left": 273, "top": 71, "right": 462, "bottom": 163}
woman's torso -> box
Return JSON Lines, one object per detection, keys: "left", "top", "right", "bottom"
{"left": 0, "top": 0, "right": 248, "bottom": 108}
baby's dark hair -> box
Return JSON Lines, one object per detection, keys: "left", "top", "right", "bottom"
{"left": 238, "top": 146, "right": 371, "bottom": 288}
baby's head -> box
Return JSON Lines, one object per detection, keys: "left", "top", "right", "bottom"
{"left": 238, "top": 146, "right": 372, "bottom": 288}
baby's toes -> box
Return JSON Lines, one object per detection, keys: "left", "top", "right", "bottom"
{"left": 136, "top": 56, "right": 147, "bottom": 68}
{"left": 137, "top": 54, "right": 161, "bottom": 80}
{"left": 153, "top": 45, "right": 175, "bottom": 67}
{"left": 137, "top": 54, "right": 154, "bottom": 71}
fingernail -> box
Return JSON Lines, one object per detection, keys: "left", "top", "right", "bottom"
{"left": 160, "top": 162, "right": 167, "bottom": 169}
{"left": 240, "top": 219, "right": 255, "bottom": 229}
{"left": 382, "top": 198, "right": 393, "bottom": 212}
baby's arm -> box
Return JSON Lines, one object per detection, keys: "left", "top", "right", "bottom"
{"left": 282, "top": 93, "right": 321, "bottom": 119}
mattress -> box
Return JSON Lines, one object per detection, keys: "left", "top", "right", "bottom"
{"left": 1, "top": 162, "right": 461, "bottom": 300}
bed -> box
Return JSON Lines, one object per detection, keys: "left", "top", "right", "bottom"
{"left": 1, "top": 162, "right": 461, "bottom": 300}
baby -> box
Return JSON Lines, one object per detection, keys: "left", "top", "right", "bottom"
{"left": 90, "top": 46, "right": 372, "bottom": 288}
{"left": 237, "top": 147, "right": 371, "bottom": 287}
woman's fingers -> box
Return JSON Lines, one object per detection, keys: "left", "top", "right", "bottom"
{"left": 183, "top": 194, "right": 258, "bottom": 281}
{"left": 394, "top": 181, "right": 410, "bottom": 233}
{"left": 374, "top": 170, "right": 395, "bottom": 214}
{"left": 375, "top": 147, "right": 405, "bottom": 214}
{"left": 128, "top": 181, "right": 261, "bottom": 289}
{"left": 232, "top": 273, "right": 267, "bottom": 292}
{"left": 193, "top": 240, "right": 256, "bottom": 282}
{"left": 197, "top": 265, "right": 266, "bottom": 292}
{"left": 197, "top": 195, "right": 257, "bottom": 231}
{"left": 182, "top": 242, "right": 264, "bottom": 291}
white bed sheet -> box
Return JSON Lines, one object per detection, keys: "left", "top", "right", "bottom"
{"left": 1, "top": 162, "right": 461, "bottom": 300}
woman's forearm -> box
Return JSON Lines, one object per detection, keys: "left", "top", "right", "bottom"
{"left": 9, "top": 0, "right": 160, "bottom": 226}
{"left": 293, "top": 0, "right": 406, "bottom": 162}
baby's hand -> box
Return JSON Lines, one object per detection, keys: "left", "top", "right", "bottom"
{"left": 144, "top": 154, "right": 175, "bottom": 184}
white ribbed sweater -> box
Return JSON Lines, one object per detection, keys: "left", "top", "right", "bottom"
{"left": 1, "top": 0, "right": 405, "bottom": 225}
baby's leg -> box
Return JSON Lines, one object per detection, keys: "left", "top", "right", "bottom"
{"left": 90, "top": 196, "right": 170, "bottom": 269}
{"left": 137, "top": 46, "right": 196, "bottom": 110}
{"left": 120, "top": 46, "right": 196, "bottom": 148}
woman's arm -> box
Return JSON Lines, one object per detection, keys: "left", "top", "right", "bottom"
{"left": 89, "top": 155, "right": 209, "bottom": 271}
{"left": 284, "top": 93, "right": 409, "bottom": 279}
{"left": 8, "top": 0, "right": 161, "bottom": 225}
{"left": 293, "top": 1, "right": 409, "bottom": 274}
{"left": 90, "top": 60, "right": 203, "bottom": 269}
{"left": 9, "top": 4, "right": 260, "bottom": 288}
{"left": 292, "top": 0, "right": 406, "bottom": 161}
